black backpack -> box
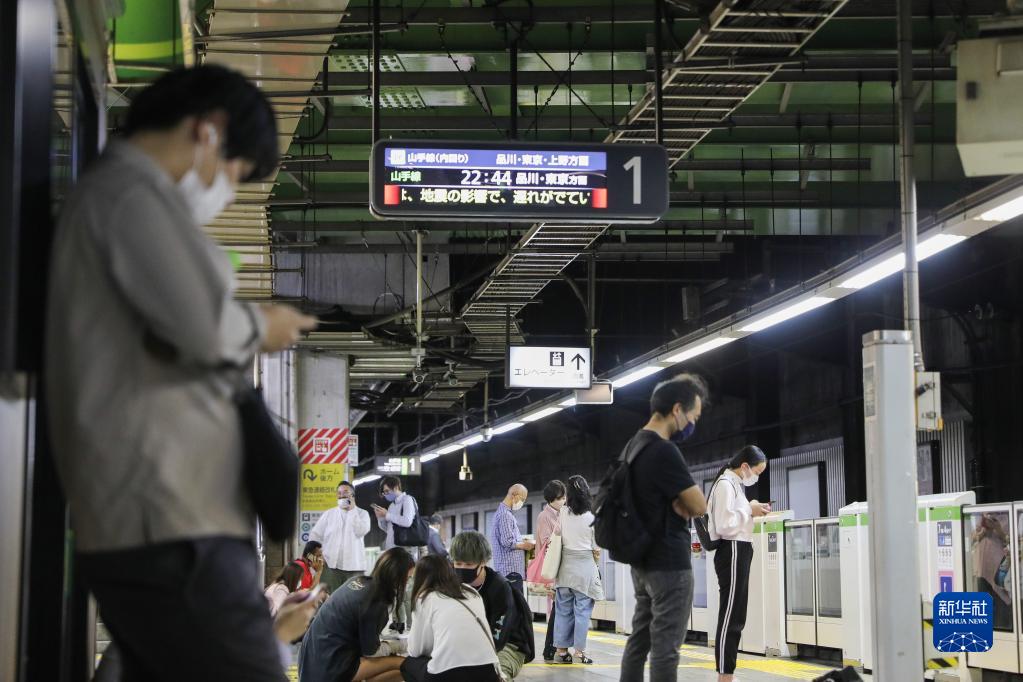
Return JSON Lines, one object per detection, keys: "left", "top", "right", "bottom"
{"left": 593, "top": 430, "right": 660, "bottom": 564}
{"left": 392, "top": 495, "right": 431, "bottom": 547}
{"left": 692, "top": 475, "right": 733, "bottom": 553}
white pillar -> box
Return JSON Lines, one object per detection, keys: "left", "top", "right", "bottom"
{"left": 0, "top": 375, "right": 29, "bottom": 682}
{"left": 295, "top": 353, "right": 350, "bottom": 556}
{"left": 862, "top": 330, "right": 923, "bottom": 679}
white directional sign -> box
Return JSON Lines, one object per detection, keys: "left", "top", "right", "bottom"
{"left": 507, "top": 346, "right": 591, "bottom": 389}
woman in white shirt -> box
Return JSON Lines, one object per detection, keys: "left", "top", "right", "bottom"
{"left": 553, "top": 475, "right": 604, "bottom": 665}
{"left": 708, "top": 445, "right": 770, "bottom": 682}
{"left": 404, "top": 555, "right": 501, "bottom": 682}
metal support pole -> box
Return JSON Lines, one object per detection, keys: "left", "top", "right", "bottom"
{"left": 862, "top": 330, "right": 923, "bottom": 679}
{"left": 415, "top": 229, "right": 423, "bottom": 359}
{"left": 587, "top": 255, "right": 596, "bottom": 361}
{"left": 509, "top": 39, "right": 518, "bottom": 139}
{"left": 653, "top": 0, "right": 664, "bottom": 146}
{"left": 371, "top": 0, "right": 381, "bottom": 144}
{"left": 897, "top": 0, "right": 923, "bottom": 369}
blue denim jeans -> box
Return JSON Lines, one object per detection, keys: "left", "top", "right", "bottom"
{"left": 553, "top": 587, "right": 595, "bottom": 651}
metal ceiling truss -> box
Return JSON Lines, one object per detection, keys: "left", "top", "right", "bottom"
{"left": 458, "top": 0, "right": 848, "bottom": 369}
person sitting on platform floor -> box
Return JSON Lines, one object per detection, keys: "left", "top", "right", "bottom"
{"left": 449, "top": 531, "right": 535, "bottom": 680}
{"left": 265, "top": 561, "right": 305, "bottom": 617}
{"left": 401, "top": 555, "right": 501, "bottom": 682}
{"left": 298, "top": 548, "right": 415, "bottom": 682}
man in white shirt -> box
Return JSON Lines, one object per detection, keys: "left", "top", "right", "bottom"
{"left": 309, "top": 481, "right": 371, "bottom": 594}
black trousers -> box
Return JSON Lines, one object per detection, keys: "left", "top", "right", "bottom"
{"left": 543, "top": 602, "right": 557, "bottom": 657}
{"left": 79, "top": 537, "right": 285, "bottom": 682}
{"left": 713, "top": 540, "right": 754, "bottom": 675}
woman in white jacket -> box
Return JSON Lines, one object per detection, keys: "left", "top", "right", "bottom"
{"left": 708, "top": 446, "right": 770, "bottom": 682}
{"left": 403, "top": 555, "right": 501, "bottom": 682}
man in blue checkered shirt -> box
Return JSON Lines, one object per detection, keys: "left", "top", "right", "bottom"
{"left": 489, "top": 484, "right": 534, "bottom": 594}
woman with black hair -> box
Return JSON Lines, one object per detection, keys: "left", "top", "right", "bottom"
{"left": 709, "top": 445, "right": 770, "bottom": 682}
{"left": 402, "top": 555, "right": 501, "bottom": 682}
{"left": 264, "top": 561, "right": 305, "bottom": 617}
{"left": 552, "top": 475, "right": 604, "bottom": 665}
{"left": 298, "top": 548, "right": 415, "bottom": 682}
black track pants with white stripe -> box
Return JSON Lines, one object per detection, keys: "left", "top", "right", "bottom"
{"left": 713, "top": 540, "right": 754, "bottom": 675}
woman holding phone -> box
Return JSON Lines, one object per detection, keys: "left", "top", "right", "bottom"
{"left": 708, "top": 445, "right": 770, "bottom": 682}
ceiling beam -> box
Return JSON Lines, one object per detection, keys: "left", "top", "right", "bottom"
{"left": 338, "top": 1, "right": 1003, "bottom": 25}
{"left": 270, "top": 241, "right": 736, "bottom": 260}
{"left": 268, "top": 219, "right": 755, "bottom": 233}
{"left": 325, "top": 112, "right": 934, "bottom": 131}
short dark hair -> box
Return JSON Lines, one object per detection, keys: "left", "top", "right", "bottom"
{"left": 429, "top": 513, "right": 444, "bottom": 526}
{"left": 449, "top": 531, "right": 492, "bottom": 564}
{"left": 301, "top": 540, "right": 322, "bottom": 558}
{"left": 337, "top": 480, "right": 353, "bottom": 491}
{"left": 565, "top": 475, "right": 592, "bottom": 515}
{"left": 378, "top": 476, "right": 402, "bottom": 495}
{"left": 123, "top": 65, "right": 278, "bottom": 181}
{"left": 650, "top": 373, "right": 709, "bottom": 417}
{"left": 543, "top": 479, "right": 566, "bottom": 504}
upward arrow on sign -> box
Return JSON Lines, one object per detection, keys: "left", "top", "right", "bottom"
{"left": 571, "top": 353, "right": 586, "bottom": 370}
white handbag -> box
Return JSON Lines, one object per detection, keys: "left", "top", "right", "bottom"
{"left": 540, "top": 532, "right": 563, "bottom": 581}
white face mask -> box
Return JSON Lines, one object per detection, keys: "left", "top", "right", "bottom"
{"left": 338, "top": 498, "right": 352, "bottom": 509}
{"left": 177, "top": 124, "right": 235, "bottom": 225}
{"left": 740, "top": 469, "right": 759, "bottom": 487}
{"left": 512, "top": 500, "right": 524, "bottom": 512}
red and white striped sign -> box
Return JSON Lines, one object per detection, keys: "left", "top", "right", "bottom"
{"left": 297, "top": 428, "right": 350, "bottom": 464}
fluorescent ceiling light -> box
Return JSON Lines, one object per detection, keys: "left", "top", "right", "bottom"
{"left": 739, "top": 296, "right": 834, "bottom": 333}
{"left": 611, "top": 365, "right": 662, "bottom": 388}
{"left": 522, "top": 406, "right": 562, "bottom": 423}
{"left": 979, "top": 195, "right": 1023, "bottom": 222}
{"left": 838, "top": 253, "right": 905, "bottom": 289}
{"left": 460, "top": 434, "right": 485, "bottom": 446}
{"left": 493, "top": 421, "right": 524, "bottom": 435}
{"left": 420, "top": 453, "right": 440, "bottom": 463}
{"left": 354, "top": 474, "right": 381, "bottom": 486}
{"left": 663, "top": 336, "right": 736, "bottom": 364}
{"left": 559, "top": 397, "right": 577, "bottom": 407}
{"left": 917, "top": 233, "right": 967, "bottom": 259}
{"left": 436, "top": 442, "right": 463, "bottom": 455}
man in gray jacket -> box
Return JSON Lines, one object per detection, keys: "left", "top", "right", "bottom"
{"left": 46, "top": 65, "right": 315, "bottom": 681}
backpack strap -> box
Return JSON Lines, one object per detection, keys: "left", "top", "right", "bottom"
{"left": 621, "top": 430, "right": 660, "bottom": 465}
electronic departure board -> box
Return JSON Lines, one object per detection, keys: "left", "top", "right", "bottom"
{"left": 370, "top": 140, "right": 668, "bottom": 224}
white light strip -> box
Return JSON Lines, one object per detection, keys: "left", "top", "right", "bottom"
{"left": 436, "top": 443, "right": 463, "bottom": 455}
{"left": 493, "top": 421, "right": 524, "bottom": 434}
{"left": 611, "top": 365, "right": 662, "bottom": 388}
{"left": 354, "top": 474, "right": 381, "bottom": 487}
{"left": 559, "top": 396, "right": 578, "bottom": 407}
{"left": 838, "top": 233, "right": 969, "bottom": 290}
{"left": 460, "top": 433, "right": 485, "bottom": 446}
{"left": 738, "top": 296, "right": 834, "bottom": 333}
{"left": 521, "top": 406, "right": 563, "bottom": 422}
{"left": 979, "top": 195, "right": 1023, "bottom": 222}
{"left": 663, "top": 336, "right": 736, "bottom": 363}
{"left": 420, "top": 453, "right": 440, "bottom": 463}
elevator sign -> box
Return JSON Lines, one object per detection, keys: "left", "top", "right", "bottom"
{"left": 507, "top": 346, "right": 591, "bottom": 389}
{"left": 370, "top": 140, "right": 668, "bottom": 223}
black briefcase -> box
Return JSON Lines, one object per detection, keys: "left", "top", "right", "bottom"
{"left": 238, "top": 385, "right": 298, "bottom": 542}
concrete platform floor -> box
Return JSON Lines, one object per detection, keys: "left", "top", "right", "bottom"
{"left": 284, "top": 625, "right": 873, "bottom": 681}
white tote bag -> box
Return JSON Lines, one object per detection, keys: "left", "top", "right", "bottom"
{"left": 540, "top": 532, "right": 563, "bottom": 581}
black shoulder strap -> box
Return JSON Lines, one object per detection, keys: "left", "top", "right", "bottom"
{"left": 622, "top": 430, "right": 660, "bottom": 465}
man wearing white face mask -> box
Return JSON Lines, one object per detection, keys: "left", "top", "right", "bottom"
{"left": 490, "top": 483, "right": 534, "bottom": 594}
{"left": 309, "top": 481, "right": 371, "bottom": 594}
{"left": 45, "top": 65, "right": 317, "bottom": 681}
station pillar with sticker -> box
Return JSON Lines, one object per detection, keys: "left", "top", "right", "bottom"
{"left": 296, "top": 353, "right": 352, "bottom": 557}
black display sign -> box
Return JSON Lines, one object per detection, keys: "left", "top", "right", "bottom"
{"left": 370, "top": 140, "right": 669, "bottom": 224}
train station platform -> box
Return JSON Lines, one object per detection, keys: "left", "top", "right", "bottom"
{"left": 281, "top": 626, "right": 872, "bottom": 681}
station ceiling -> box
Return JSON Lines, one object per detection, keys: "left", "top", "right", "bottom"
{"left": 99, "top": 0, "right": 1013, "bottom": 454}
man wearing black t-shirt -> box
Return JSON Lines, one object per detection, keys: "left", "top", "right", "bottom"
{"left": 620, "top": 374, "right": 709, "bottom": 682}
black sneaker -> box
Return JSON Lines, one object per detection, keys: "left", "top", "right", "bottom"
{"left": 388, "top": 621, "right": 405, "bottom": 634}
{"left": 542, "top": 650, "right": 555, "bottom": 663}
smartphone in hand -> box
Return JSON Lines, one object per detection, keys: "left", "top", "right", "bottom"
{"left": 284, "top": 583, "right": 325, "bottom": 607}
